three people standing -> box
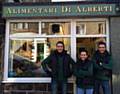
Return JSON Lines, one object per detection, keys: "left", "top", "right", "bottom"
{"left": 42, "top": 41, "right": 112, "bottom": 94}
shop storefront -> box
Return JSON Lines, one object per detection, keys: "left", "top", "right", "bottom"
{"left": 2, "top": 1, "right": 120, "bottom": 94}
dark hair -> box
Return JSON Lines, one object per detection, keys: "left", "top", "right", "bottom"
{"left": 56, "top": 41, "right": 65, "bottom": 49}
{"left": 79, "top": 49, "right": 88, "bottom": 55}
{"left": 98, "top": 41, "right": 106, "bottom": 47}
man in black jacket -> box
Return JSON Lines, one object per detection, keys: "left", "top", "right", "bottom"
{"left": 42, "top": 41, "right": 75, "bottom": 94}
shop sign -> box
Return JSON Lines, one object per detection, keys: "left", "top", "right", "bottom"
{"left": 2, "top": 3, "right": 116, "bottom": 18}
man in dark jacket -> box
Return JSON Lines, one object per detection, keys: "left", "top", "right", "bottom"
{"left": 42, "top": 41, "right": 75, "bottom": 94}
{"left": 92, "top": 42, "right": 112, "bottom": 94}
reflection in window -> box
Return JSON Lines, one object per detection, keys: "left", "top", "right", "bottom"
{"left": 76, "top": 24, "right": 86, "bottom": 35}
{"left": 11, "top": 40, "right": 33, "bottom": 59}
{"left": 41, "top": 22, "right": 70, "bottom": 35}
{"left": 76, "top": 38, "right": 106, "bottom": 58}
{"left": 9, "top": 38, "right": 70, "bottom": 77}
{"left": 76, "top": 21, "right": 106, "bottom": 35}
{"left": 10, "top": 22, "right": 38, "bottom": 34}
{"left": 98, "top": 23, "right": 105, "bottom": 34}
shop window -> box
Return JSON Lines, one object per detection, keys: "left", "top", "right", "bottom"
{"left": 5, "top": 19, "right": 108, "bottom": 83}
{"left": 8, "top": 38, "right": 70, "bottom": 77}
{"left": 10, "top": 22, "right": 38, "bottom": 34}
{"left": 76, "top": 21, "right": 106, "bottom": 35}
{"left": 8, "top": 21, "right": 71, "bottom": 78}
{"left": 76, "top": 20, "right": 107, "bottom": 59}
{"left": 41, "top": 22, "right": 70, "bottom": 35}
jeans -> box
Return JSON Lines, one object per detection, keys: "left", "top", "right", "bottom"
{"left": 77, "top": 87, "right": 93, "bottom": 94}
{"left": 51, "top": 79, "right": 67, "bottom": 94}
{"left": 94, "top": 80, "right": 111, "bottom": 94}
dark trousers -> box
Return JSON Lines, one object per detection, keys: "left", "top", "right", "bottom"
{"left": 94, "top": 80, "right": 111, "bottom": 94}
{"left": 51, "top": 79, "right": 67, "bottom": 94}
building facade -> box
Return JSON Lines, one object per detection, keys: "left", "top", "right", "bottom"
{"left": 0, "top": 0, "right": 5, "bottom": 85}
{"left": 1, "top": 0, "right": 120, "bottom": 94}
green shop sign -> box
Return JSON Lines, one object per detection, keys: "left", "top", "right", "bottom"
{"left": 3, "top": 3, "right": 117, "bottom": 18}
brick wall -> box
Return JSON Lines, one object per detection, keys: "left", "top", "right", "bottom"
{"left": 2, "top": 83, "right": 73, "bottom": 94}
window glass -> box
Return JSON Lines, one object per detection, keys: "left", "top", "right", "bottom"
{"left": 8, "top": 38, "right": 70, "bottom": 77}
{"left": 76, "top": 21, "right": 107, "bottom": 58}
{"left": 41, "top": 22, "right": 70, "bottom": 35}
{"left": 10, "top": 22, "right": 38, "bottom": 34}
{"left": 76, "top": 38, "right": 106, "bottom": 58}
{"left": 7, "top": 19, "right": 108, "bottom": 80}
{"left": 76, "top": 21, "right": 106, "bottom": 35}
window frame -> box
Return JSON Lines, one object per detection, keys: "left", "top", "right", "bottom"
{"left": 3, "top": 18, "right": 109, "bottom": 83}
